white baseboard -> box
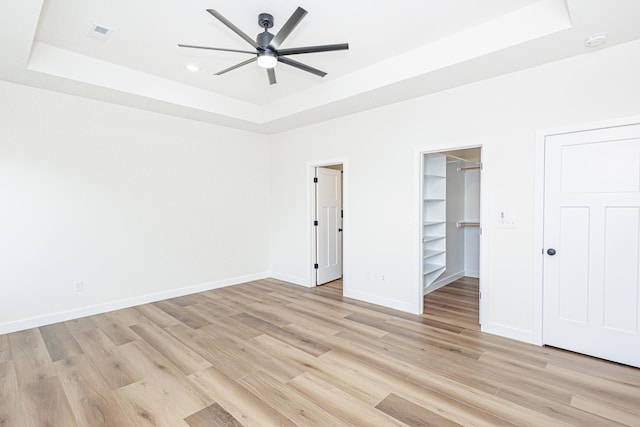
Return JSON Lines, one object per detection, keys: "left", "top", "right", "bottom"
{"left": 423, "top": 271, "right": 465, "bottom": 295}
{"left": 343, "top": 288, "right": 420, "bottom": 314}
{"left": 268, "top": 271, "right": 311, "bottom": 288}
{"left": 481, "top": 322, "right": 536, "bottom": 345}
{"left": 0, "top": 271, "right": 269, "bottom": 335}
{"left": 464, "top": 269, "right": 479, "bottom": 278}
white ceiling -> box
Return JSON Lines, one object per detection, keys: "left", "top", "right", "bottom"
{"left": 2, "top": 1, "right": 640, "bottom": 133}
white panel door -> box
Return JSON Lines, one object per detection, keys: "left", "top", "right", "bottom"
{"left": 543, "top": 124, "right": 640, "bottom": 367}
{"left": 315, "top": 167, "right": 342, "bottom": 285}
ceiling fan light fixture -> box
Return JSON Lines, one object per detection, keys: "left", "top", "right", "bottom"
{"left": 257, "top": 52, "right": 277, "bottom": 69}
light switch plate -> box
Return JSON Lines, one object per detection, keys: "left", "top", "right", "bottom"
{"left": 498, "top": 211, "right": 518, "bottom": 228}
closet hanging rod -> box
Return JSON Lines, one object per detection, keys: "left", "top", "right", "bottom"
{"left": 457, "top": 221, "right": 480, "bottom": 228}
{"left": 458, "top": 165, "right": 481, "bottom": 171}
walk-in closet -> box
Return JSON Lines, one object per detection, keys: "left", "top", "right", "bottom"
{"left": 422, "top": 148, "right": 481, "bottom": 295}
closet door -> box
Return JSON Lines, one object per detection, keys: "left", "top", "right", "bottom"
{"left": 543, "top": 123, "right": 640, "bottom": 367}
{"left": 315, "top": 167, "right": 342, "bottom": 285}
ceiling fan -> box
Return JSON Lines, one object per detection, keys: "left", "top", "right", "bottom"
{"left": 178, "top": 7, "right": 349, "bottom": 85}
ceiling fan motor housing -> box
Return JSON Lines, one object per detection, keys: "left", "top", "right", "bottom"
{"left": 258, "top": 13, "right": 274, "bottom": 29}
{"left": 257, "top": 31, "right": 274, "bottom": 48}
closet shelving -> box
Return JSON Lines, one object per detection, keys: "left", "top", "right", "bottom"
{"left": 421, "top": 148, "right": 482, "bottom": 296}
{"left": 423, "top": 153, "right": 447, "bottom": 290}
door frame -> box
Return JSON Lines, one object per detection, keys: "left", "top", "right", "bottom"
{"left": 308, "top": 159, "right": 348, "bottom": 288}
{"left": 415, "top": 141, "right": 488, "bottom": 324}
{"left": 533, "top": 114, "right": 640, "bottom": 346}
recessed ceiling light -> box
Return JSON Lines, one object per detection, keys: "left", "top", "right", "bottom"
{"left": 185, "top": 64, "right": 200, "bottom": 72}
{"left": 585, "top": 32, "right": 608, "bottom": 48}
{"left": 87, "top": 23, "right": 113, "bottom": 41}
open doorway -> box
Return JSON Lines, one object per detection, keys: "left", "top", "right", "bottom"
{"left": 421, "top": 147, "right": 483, "bottom": 326}
{"left": 311, "top": 163, "right": 343, "bottom": 286}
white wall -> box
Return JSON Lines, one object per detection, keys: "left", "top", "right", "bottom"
{"left": 2, "top": 39, "right": 639, "bottom": 343}
{"left": 0, "top": 81, "right": 269, "bottom": 332}
{"left": 269, "top": 39, "right": 640, "bottom": 342}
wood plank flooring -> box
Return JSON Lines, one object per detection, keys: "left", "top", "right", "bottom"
{"left": 424, "top": 276, "right": 480, "bottom": 331}
{"left": 1, "top": 277, "right": 639, "bottom": 426}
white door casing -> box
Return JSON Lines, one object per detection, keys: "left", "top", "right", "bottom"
{"left": 315, "top": 167, "right": 342, "bottom": 285}
{"left": 543, "top": 123, "right": 640, "bottom": 367}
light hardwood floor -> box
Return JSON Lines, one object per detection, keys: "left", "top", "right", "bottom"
{"left": 1, "top": 277, "right": 639, "bottom": 426}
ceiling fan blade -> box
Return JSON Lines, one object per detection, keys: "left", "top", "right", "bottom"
{"left": 267, "top": 68, "right": 277, "bottom": 85}
{"left": 178, "top": 44, "right": 256, "bottom": 55}
{"left": 269, "top": 7, "right": 307, "bottom": 50}
{"left": 215, "top": 57, "right": 257, "bottom": 75}
{"left": 278, "top": 57, "right": 327, "bottom": 78}
{"left": 277, "top": 43, "right": 349, "bottom": 56}
{"left": 207, "top": 9, "right": 261, "bottom": 50}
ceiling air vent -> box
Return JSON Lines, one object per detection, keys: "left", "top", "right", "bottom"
{"left": 87, "top": 23, "right": 113, "bottom": 41}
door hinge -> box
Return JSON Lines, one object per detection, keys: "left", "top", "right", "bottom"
{"left": 341, "top": 209, "right": 343, "bottom": 218}
{"left": 313, "top": 177, "right": 318, "bottom": 183}
{"left": 314, "top": 263, "right": 319, "bottom": 269}
{"left": 313, "top": 220, "right": 318, "bottom": 226}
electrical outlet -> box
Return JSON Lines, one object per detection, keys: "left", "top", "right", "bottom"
{"left": 74, "top": 281, "right": 83, "bottom": 292}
